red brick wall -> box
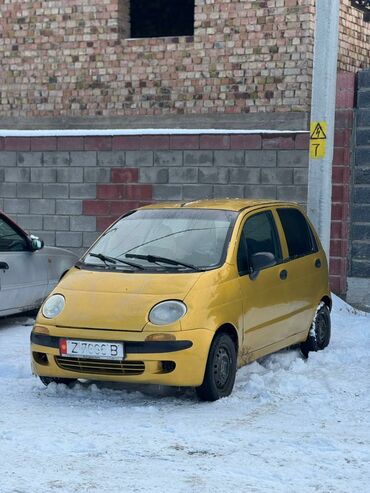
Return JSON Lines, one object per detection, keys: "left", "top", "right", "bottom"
{"left": 330, "top": 72, "right": 355, "bottom": 296}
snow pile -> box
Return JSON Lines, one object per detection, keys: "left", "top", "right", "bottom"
{"left": 0, "top": 296, "right": 369, "bottom": 493}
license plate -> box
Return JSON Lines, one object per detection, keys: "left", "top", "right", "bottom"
{"left": 59, "top": 339, "right": 124, "bottom": 360}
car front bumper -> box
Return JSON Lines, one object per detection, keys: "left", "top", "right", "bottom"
{"left": 30, "top": 325, "right": 214, "bottom": 387}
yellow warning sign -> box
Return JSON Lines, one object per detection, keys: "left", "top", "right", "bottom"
{"left": 310, "top": 121, "right": 327, "bottom": 159}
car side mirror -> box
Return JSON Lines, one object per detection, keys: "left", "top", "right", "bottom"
{"left": 249, "top": 252, "right": 277, "bottom": 280}
{"left": 30, "top": 235, "right": 44, "bottom": 251}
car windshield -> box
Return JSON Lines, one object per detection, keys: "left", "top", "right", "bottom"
{"left": 83, "top": 208, "right": 238, "bottom": 271}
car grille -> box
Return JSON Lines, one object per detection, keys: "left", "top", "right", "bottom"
{"left": 55, "top": 357, "right": 145, "bottom": 376}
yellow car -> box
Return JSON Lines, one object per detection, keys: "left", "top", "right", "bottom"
{"left": 31, "top": 199, "right": 331, "bottom": 401}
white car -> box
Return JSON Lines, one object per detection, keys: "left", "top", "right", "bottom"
{"left": 0, "top": 212, "right": 78, "bottom": 317}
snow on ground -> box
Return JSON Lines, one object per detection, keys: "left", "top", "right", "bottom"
{"left": 0, "top": 297, "right": 369, "bottom": 493}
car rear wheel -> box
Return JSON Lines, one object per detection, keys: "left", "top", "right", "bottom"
{"left": 301, "top": 303, "right": 331, "bottom": 358}
{"left": 196, "top": 332, "right": 237, "bottom": 401}
{"left": 39, "top": 376, "right": 77, "bottom": 387}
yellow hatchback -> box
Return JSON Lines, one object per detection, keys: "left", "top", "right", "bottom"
{"left": 31, "top": 199, "right": 331, "bottom": 401}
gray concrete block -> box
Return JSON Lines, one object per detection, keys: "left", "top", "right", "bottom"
{"left": 56, "top": 231, "right": 83, "bottom": 248}
{"left": 354, "top": 186, "right": 370, "bottom": 204}
{"left": 352, "top": 204, "right": 370, "bottom": 222}
{"left": 69, "top": 184, "right": 97, "bottom": 199}
{"left": 277, "top": 185, "right": 307, "bottom": 202}
{"left": 214, "top": 150, "right": 244, "bottom": 167}
{"left": 56, "top": 200, "right": 83, "bottom": 215}
{"left": 261, "top": 168, "right": 293, "bottom": 185}
{"left": 98, "top": 151, "right": 125, "bottom": 167}
{"left": 199, "top": 168, "right": 229, "bottom": 184}
{"left": 43, "top": 152, "right": 70, "bottom": 167}
{"left": 352, "top": 224, "right": 370, "bottom": 241}
{"left": 184, "top": 150, "right": 213, "bottom": 166}
{"left": 154, "top": 151, "right": 183, "bottom": 167}
{"left": 16, "top": 215, "right": 43, "bottom": 231}
{"left": 278, "top": 150, "right": 308, "bottom": 168}
{"left": 126, "top": 151, "right": 153, "bottom": 167}
{"left": 70, "top": 216, "right": 96, "bottom": 232}
{"left": 358, "top": 90, "right": 370, "bottom": 108}
{"left": 358, "top": 70, "right": 370, "bottom": 88}
{"left": 3, "top": 198, "right": 30, "bottom": 214}
{"left": 139, "top": 168, "right": 169, "bottom": 184}
{"left": 293, "top": 168, "right": 308, "bottom": 185}
{"left": 57, "top": 168, "right": 83, "bottom": 183}
{"left": 229, "top": 168, "right": 260, "bottom": 184}
{"left": 0, "top": 152, "right": 17, "bottom": 167}
{"left": 83, "top": 231, "right": 100, "bottom": 248}
{"left": 245, "top": 150, "right": 276, "bottom": 167}
{"left": 351, "top": 259, "right": 370, "bottom": 277}
{"left": 31, "top": 168, "right": 57, "bottom": 183}
{"left": 30, "top": 199, "right": 56, "bottom": 215}
{"left": 352, "top": 241, "right": 370, "bottom": 259}
{"left": 17, "top": 152, "right": 42, "bottom": 167}
{"left": 17, "top": 183, "right": 42, "bottom": 198}
{"left": 43, "top": 183, "right": 69, "bottom": 199}
{"left": 355, "top": 148, "right": 370, "bottom": 166}
{"left": 84, "top": 168, "right": 111, "bottom": 183}
{"left": 213, "top": 185, "right": 244, "bottom": 199}
{"left": 347, "top": 276, "right": 370, "bottom": 304}
{"left": 0, "top": 169, "right": 4, "bottom": 182}
{"left": 0, "top": 183, "right": 17, "bottom": 198}
{"left": 70, "top": 151, "right": 97, "bottom": 167}
{"left": 153, "top": 184, "right": 182, "bottom": 200}
{"left": 354, "top": 168, "right": 370, "bottom": 185}
{"left": 169, "top": 168, "right": 198, "bottom": 183}
{"left": 33, "top": 230, "right": 56, "bottom": 247}
{"left": 244, "top": 185, "right": 277, "bottom": 199}
{"left": 5, "top": 168, "right": 30, "bottom": 183}
{"left": 182, "top": 185, "right": 213, "bottom": 200}
{"left": 44, "top": 215, "right": 70, "bottom": 231}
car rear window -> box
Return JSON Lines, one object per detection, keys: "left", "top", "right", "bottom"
{"left": 277, "top": 208, "right": 317, "bottom": 260}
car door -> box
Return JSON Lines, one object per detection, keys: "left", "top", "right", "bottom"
{"left": 0, "top": 215, "right": 47, "bottom": 314}
{"left": 274, "top": 206, "right": 326, "bottom": 336}
{"left": 237, "top": 209, "right": 294, "bottom": 353}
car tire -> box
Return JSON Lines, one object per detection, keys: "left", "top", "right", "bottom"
{"left": 39, "top": 376, "right": 77, "bottom": 387}
{"left": 196, "top": 332, "right": 237, "bottom": 401}
{"left": 300, "top": 303, "right": 331, "bottom": 358}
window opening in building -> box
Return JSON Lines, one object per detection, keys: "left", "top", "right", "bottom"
{"left": 130, "top": 0, "right": 195, "bottom": 38}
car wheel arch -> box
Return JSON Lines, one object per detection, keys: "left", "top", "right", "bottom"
{"left": 214, "top": 323, "right": 239, "bottom": 353}
{"left": 320, "top": 295, "right": 332, "bottom": 312}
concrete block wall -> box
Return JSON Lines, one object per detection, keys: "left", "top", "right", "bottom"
{"left": 0, "top": 133, "right": 309, "bottom": 258}
{"left": 347, "top": 69, "right": 370, "bottom": 304}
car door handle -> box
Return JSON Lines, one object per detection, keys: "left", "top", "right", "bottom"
{"left": 0, "top": 262, "right": 9, "bottom": 270}
{"left": 315, "top": 258, "right": 321, "bottom": 269}
{"left": 280, "top": 269, "right": 288, "bottom": 280}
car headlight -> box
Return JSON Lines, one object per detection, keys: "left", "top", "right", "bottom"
{"left": 42, "top": 294, "right": 65, "bottom": 319}
{"left": 149, "top": 300, "right": 187, "bottom": 326}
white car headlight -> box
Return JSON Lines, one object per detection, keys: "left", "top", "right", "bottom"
{"left": 149, "top": 300, "right": 187, "bottom": 326}
{"left": 42, "top": 294, "right": 65, "bottom": 319}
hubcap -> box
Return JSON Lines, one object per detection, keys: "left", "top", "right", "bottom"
{"left": 213, "top": 346, "right": 231, "bottom": 389}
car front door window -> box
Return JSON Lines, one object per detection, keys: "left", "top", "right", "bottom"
{"left": 0, "top": 218, "right": 28, "bottom": 252}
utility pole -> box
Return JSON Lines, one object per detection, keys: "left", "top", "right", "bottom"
{"left": 307, "top": 0, "right": 340, "bottom": 257}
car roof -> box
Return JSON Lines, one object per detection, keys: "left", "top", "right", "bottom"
{"left": 140, "top": 199, "right": 298, "bottom": 212}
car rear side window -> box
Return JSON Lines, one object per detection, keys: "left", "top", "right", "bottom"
{"left": 237, "top": 211, "right": 282, "bottom": 275}
{"left": 277, "top": 208, "right": 317, "bottom": 260}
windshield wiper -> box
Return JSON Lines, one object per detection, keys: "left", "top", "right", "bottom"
{"left": 88, "top": 252, "right": 145, "bottom": 270}
{"left": 125, "top": 253, "right": 200, "bottom": 271}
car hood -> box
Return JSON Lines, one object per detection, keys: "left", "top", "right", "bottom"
{"left": 42, "top": 267, "right": 203, "bottom": 331}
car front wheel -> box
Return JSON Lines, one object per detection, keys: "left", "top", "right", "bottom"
{"left": 301, "top": 303, "right": 331, "bottom": 358}
{"left": 196, "top": 332, "right": 237, "bottom": 401}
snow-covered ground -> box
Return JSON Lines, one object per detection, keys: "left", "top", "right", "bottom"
{"left": 0, "top": 297, "right": 369, "bottom": 493}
